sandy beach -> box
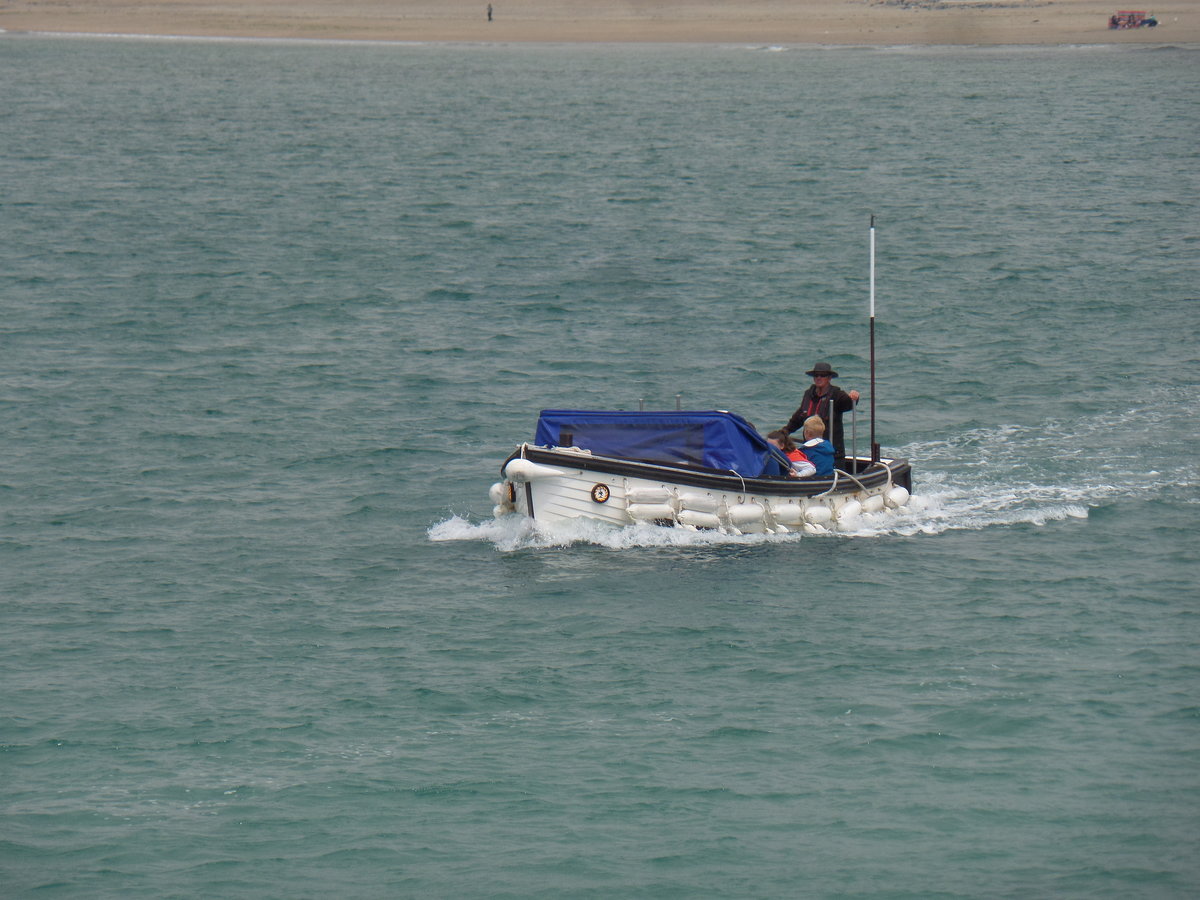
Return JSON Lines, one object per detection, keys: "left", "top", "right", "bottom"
{"left": 1, "top": 0, "right": 1197, "bottom": 46}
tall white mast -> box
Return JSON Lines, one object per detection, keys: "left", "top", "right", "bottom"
{"left": 869, "top": 216, "right": 880, "bottom": 463}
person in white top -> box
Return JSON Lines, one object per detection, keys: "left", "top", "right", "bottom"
{"left": 766, "top": 429, "right": 816, "bottom": 478}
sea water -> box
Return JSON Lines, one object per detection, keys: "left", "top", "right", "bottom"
{"left": 1, "top": 35, "right": 1198, "bottom": 897}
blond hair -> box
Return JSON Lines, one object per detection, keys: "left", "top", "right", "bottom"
{"left": 802, "top": 415, "right": 826, "bottom": 439}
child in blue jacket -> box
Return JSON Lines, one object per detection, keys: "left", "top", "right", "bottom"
{"left": 800, "top": 416, "right": 835, "bottom": 478}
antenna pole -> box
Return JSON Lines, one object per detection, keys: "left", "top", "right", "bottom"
{"left": 869, "top": 216, "right": 880, "bottom": 464}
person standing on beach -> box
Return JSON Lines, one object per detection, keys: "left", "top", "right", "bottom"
{"left": 487, "top": 4, "right": 493, "bottom": 21}
{"left": 782, "top": 361, "right": 860, "bottom": 470}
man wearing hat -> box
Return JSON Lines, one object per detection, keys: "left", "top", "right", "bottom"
{"left": 782, "top": 361, "right": 860, "bottom": 471}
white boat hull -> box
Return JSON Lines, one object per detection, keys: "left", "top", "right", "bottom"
{"left": 491, "top": 444, "right": 913, "bottom": 534}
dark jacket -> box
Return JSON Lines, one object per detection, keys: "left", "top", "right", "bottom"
{"left": 784, "top": 385, "right": 856, "bottom": 459}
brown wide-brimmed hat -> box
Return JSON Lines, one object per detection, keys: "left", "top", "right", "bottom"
{"left": 805, "top": 361, "right": 839, "bottom": 378}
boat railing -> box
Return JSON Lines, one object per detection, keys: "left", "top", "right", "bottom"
{"left": 724, "top": 470, "right": 749, "bottom": 496}
{"left": 816, "top": 459, "right": 895, "bottom": 498}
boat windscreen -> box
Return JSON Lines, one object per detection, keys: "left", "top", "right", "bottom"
{"left": 533, "top": 410, "right": 789, "bottom": 477}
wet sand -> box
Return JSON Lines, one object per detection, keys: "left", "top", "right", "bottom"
{"left": 1, "top": 0, "right": 1197, "bottom": 46}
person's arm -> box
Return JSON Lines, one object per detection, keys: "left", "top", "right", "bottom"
{"left": 791, "top": 458, "right": 816, "bottom": 478}
{"left": 782, "top": 389, "right": 812, "bottom": 434}
{"left": 782, "top": 407, "right": 805, "bottom": 435}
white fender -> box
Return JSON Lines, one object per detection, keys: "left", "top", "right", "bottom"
{"left": 727, "top": 503, "right": 764, "bottom": 525}
{"left": 886, "top": 486, "right": 911, "bottom": 509}
{"left": 861, "top": 494, "right": 886, "bottom": 514}
{"left": 492, "top": 504, "right": 510, "bottom": 518}
{"left": 677, "top": 509, "right": 722, "bottom": 529}
{"left": 804, "top": 505, "right": 833, "bottom": 525}
{"left": 677, "top": 493, "right": 719, "bottom": 513}
{"left": 488, "top": 482, "right": 508, "bottom": 506}
{"left": 836, "top": 499, "right": 863, "bottom": 523}
{"left": 626, "top": 503, "right": 676, "bottom": 522}
{"left": 627, "top": 487, "right": 672, "bottom": 505}
{"left": 770, "top": 503, "right": 805, "bottom": 525}
{"left": 504, "top": 458, "right": 566, "bottom": 482}
{"left": 803, "top": 522, "right": 828, "bottom": 535}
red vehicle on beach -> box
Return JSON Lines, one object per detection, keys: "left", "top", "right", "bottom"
{"left": 1109, "top": 10, "right": 1158, "bottom": 28}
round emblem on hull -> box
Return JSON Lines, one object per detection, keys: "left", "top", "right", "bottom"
{"left": 590, "top": 483, "right": 611, "bottom": 503}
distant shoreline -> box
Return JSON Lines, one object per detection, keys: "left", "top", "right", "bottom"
{"left": 3, "top": 31, "right": 1195, "bottom": 52}
{"left": 2, "top": 0, "right": 1197, "bottom": 47}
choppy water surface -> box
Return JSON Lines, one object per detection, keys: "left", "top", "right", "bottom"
{"left": 2, "top": 36, "right": 1198, "bottom": 897}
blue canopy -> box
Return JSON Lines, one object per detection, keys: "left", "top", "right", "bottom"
{"left": 533, "top": 409, "right": 789, "bottom": 477}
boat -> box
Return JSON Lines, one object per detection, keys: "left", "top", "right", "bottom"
{"left": 486, "top": 217, "right": 914, "bottom": 535}
{"left": 489, "top": 408, "right": 913, "bottom": 534}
